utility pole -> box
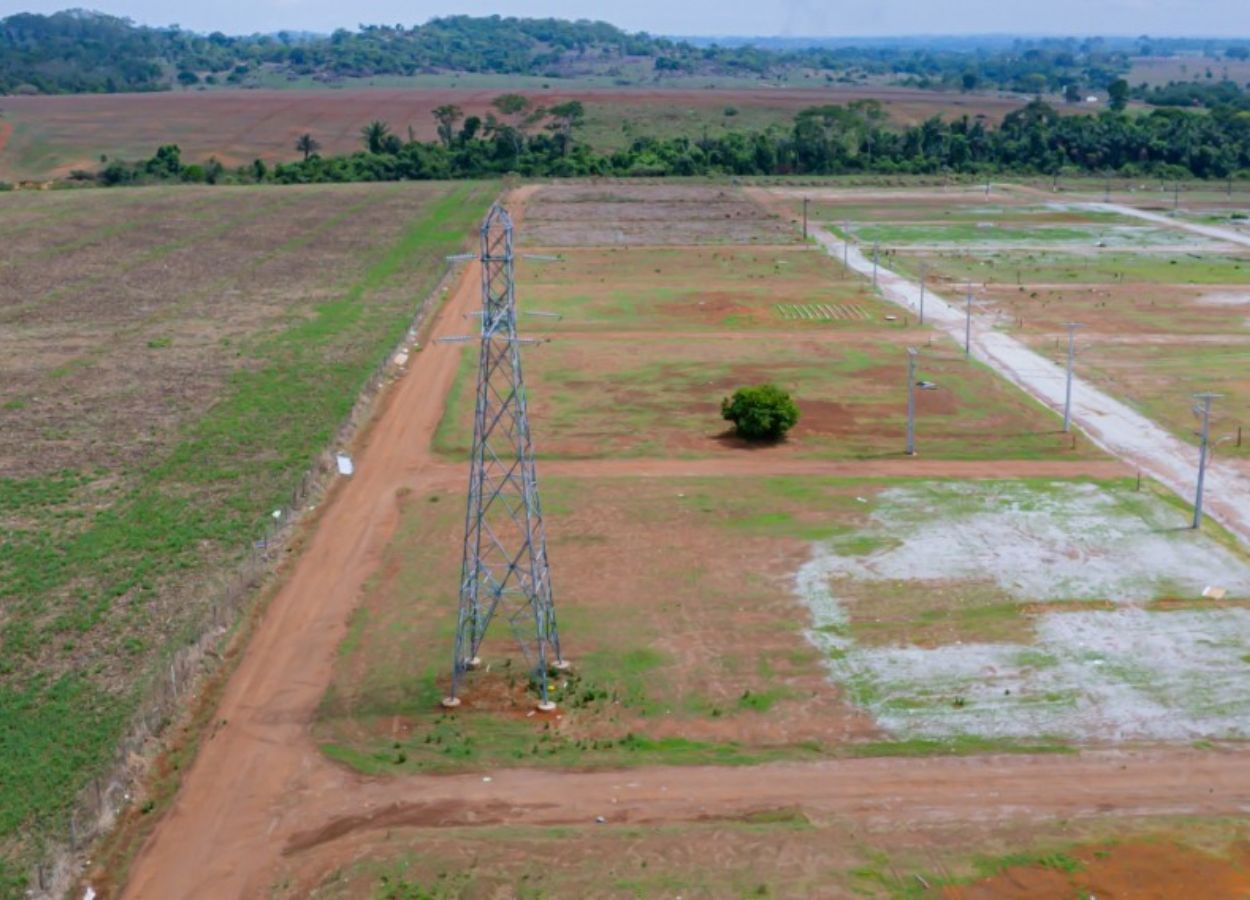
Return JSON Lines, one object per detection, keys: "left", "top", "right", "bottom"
{"left": 872, "top": 241, "right": 879, "bottom": 289}
{"left": 802, "top": 197, "right": 809, "bottom": 240}
{"left": 1104, "top": 175, "right": 1111, "bottom": 203}
{"left": 1173, "top": 182, "right": 1180, "bottom": 210}
{"left": 1062, "top": 322, "right": 1082, "bottom": 433}
{"left": 964, "top": 286, "right": 973, "bottom": 358}
{"left": 906, "top": 348, "right": 918, "bottom": 455}
{"left": 918, "top": 261, "right": 927, "bottom": 326}
{"left": 1192, "top": 393, "right": 1220, "bottom": 529}
{"left": 843, "top": 220, "right": 850, "bottom": 268}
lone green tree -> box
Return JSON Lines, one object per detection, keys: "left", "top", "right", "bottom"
{"left": 721, "top": 384, "right": 800, "bottom": 441}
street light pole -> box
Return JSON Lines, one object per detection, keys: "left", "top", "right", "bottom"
{"left": 918, "top": 262, "right": 927, "bottom": 325}
{"left": 802, "top": 197, "right": 809, "bottom": 240}
{"left": 906, "top": 348, "right": 918, "bottom": 455}
{"left": 1192, "top": 392, "right": 1219, "bottom": 529}
{"left": 964, "top": 286, "right": 973, "bottom": 358}
{"left": 1062, "top": 322, "right": 1082, "bottom": 433}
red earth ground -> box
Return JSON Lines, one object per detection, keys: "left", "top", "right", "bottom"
{"left": 948, "top": 840, "right": 1250, "bottom": 899}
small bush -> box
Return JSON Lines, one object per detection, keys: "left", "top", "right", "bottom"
{"left": 721, "top": 384, "right": 800, "bottom": 441}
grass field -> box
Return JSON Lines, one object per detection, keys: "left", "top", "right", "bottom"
{"left": 0, "top": 180, "right": 497, "bottom": 881}
{"left": 515, "top": 245, "right": 886, "bottom": 331}
{"left": 316, "top": 471, "right": 1250, "bottom": 777}
{"left": 435, "top": 335, "right": 1100, "bottom": 461}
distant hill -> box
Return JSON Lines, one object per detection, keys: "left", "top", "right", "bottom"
{"left": 5, "top": 10, "right": 1248, "bottom": 102}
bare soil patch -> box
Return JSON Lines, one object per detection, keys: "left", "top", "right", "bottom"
{"left": 522, "top": 182, "right": 797, "bottom": 246}
{"left": 950, "top": 838, "right": 1250, "bottom": 899}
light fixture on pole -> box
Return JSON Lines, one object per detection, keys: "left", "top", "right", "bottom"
{"left": 1191, "top": 392, "right": 1221, "bottom": 529}
{"left": 906, "top": 347, "right": 918, "bottom": 456}
{"left": 1062, "top": 322, "right": 1082, "bottom": 433}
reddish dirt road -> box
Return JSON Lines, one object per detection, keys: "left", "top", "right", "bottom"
{"left": 284, "top": 746, "right": 1250, "bottom": 853}
{"left": 117, "top": 187, "right": 1241, "bottom": 899}
{"left": 120, "top": 223, "right": 491, "bottom": 898}
{"left": 0, "top": 120, "right": 11, "bottom": 159}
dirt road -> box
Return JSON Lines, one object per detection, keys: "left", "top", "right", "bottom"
{"left": 280, "top": 746, "right": 1250, "bottom": 869}
{"left": 1090, "top": 201, "right": 1250, "bottom": 249}
{"left": 788, "top": 206, "right": 1250, "bottom": 546}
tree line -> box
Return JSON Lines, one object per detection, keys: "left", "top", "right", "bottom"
{"left": 0, "top": 10, "right": 1141, "bottom": 96}
{"left": 81, "top": 97, "right": 1250, "bottom": 188}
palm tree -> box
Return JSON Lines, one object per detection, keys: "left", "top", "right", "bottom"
{"left": 294, "top": 133, "right": 321, "bottom": 161}
{"left": 361, "top": 120, "right": 392, "bottom": 154}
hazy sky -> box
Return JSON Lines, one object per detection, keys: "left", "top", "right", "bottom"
{"left": 7, "top": 0, "right": 1249, "bottom": 38}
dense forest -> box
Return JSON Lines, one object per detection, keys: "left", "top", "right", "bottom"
{"left": 80, "top": 98, "right": 1250, "bottom": 188}
{"left": 0, "top": 9, "right": 1200, "bottom": 96}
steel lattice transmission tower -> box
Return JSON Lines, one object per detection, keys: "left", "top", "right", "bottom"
{"left": 442, "top": 204, "right": 567, "bottom": 711}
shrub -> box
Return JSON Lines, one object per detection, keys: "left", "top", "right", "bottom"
{"left": 721, "top": 384, "right": 799, "bottom": 441}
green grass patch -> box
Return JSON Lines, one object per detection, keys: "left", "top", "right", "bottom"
{"left": 848, "top": 735, "right": 1074, "bottom": 757}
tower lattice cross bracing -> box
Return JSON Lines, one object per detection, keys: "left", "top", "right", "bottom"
{"left": 443, "top": 204, "right": 567, "bottom": 710}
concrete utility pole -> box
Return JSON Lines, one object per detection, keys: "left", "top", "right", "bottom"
{"left": 964, "top": 286, "right": 973, "bottom": 358}
{"left": 918, "top": 262, "right": 927, "bottom": 325}
{"left": 1062, "top": 322, "right": 1082, "bottom": 433}
{"left": 802, "top": 197, "right": 809, "bottom": 240}
{"left": 1192, "top": 393, "right": 1220, "bottom": 529}
{"left": 843, "top": 220, "right": 850, "bottom": 268}
{"left": 906, "top": 348, "right": 918, "bottom": 455}
{"left": 872, "top": 241, "right": 881, "bottom": 288}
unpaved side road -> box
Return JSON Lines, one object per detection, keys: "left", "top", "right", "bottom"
{"left": 280, "top": 746, "right": 1250, "bottom": 868}
{"left": 1086, "top": 201, "right": 1250, "bottom": 249}
{"left": 793, "top": 214, "right": 1250, "bottom": 547}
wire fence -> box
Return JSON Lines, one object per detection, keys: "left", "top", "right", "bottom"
{"left": 32, "top": 258, "right": 461, "bottom": 898}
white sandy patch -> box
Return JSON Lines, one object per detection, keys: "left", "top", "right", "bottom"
{"left": 795, "top": 481, "right": 1250, "bottom": 741}
{"left": 845, "top": 481, "right": 1250, "bottom": 601}
{"left": 1196, "top": 292, "right": 1250, "bottom": 307}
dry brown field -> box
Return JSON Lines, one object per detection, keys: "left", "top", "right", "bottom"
{"left": 0, "top": 85, "right": 1039, "bottom": 181}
